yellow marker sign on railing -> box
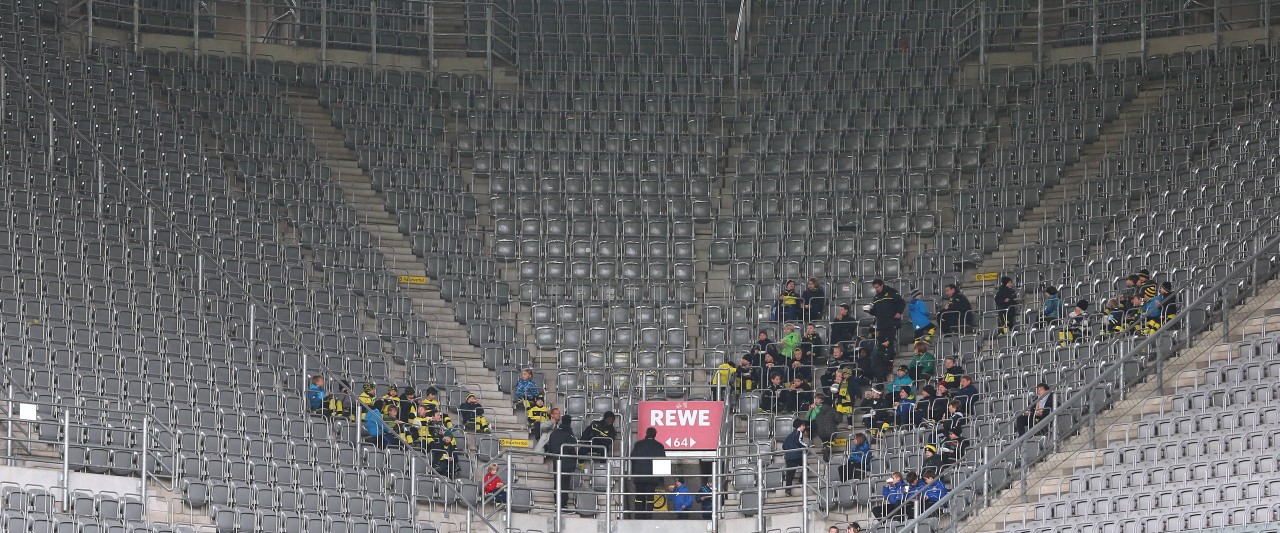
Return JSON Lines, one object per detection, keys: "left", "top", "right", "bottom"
{"left": 832, "top": 437, "right": 848, "bottom": 448}
{"left": 974, "top": 272, "right": 999, "bottom": 282}
{"left": 399, "top": 275, "right": 427, "bottom": 284}
{"left": 498, "top": 438, "right": 530, "bottom": 448}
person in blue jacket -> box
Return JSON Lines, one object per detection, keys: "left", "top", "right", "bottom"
{"left": 888, "top": 366, "right": 914, "bottom": 394}
{"left": 902, "top": 471, "right": 926, "bottom": 517}
{"left": 893, "top": 386, "right": 916, "bottom": 426}
{"left": 873, "top": 471, "right": 907, "bottom": 518}
{"left": 781, "top": 420, "right": 808, "bottom": 496}
{"left": 840, "top": 432, "right": 872, "bottom": 481}
{"left": 514, "top": 368, "right": 541, "bottom": 408}
{"left": 697, "top": 479, "right": 714, "bottom": 519}
{"left": 307, "top": 375, "right": 328, "bottom": 414}
{"left": 907, "top": 289, "right": 934, "bottom": 343}
{"left": 364, "top": 404, "right": 399, "bottom": 448}
{"left": 668, "top": 478, "right": 694, "bottom": 517}
{"left": 1040, "top": 286, "right": 1062, "bottom": 327}
{"left": 920, "top": 469, "right": 948, "bottom": 510}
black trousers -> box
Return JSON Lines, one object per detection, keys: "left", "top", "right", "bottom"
{"left": 631, "top": 481, "right": 657, "bottom": 519}
{"left": 783, "top": 458, "right": 803, "bottom": 487}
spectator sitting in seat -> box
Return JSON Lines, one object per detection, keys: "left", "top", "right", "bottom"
{"left": 889, "top": 365, "right": 914, "bottom": 394}
{"left": 459, "top": 393, "right": 491, "bottom": 433}
{"left": 483, "top": 463, "right": 508, "bottom": 508}
{"left": 839, "top": 432, "right": 872, "bottom": 481}
{"left": 1101, "top": 298, "right": 1124, "bottom": 335}
{"left": 940, "top": 357, "right": 965, "bottom": 388}
{"left": 922, "top": 444, "right": 943, "bottom": 473}
{"left": 429, "top": 431, "right": 458, "bottom": 477}
{"left": 515, "top": 369, "right": 541, "bottom": 409}
{"left": 422, "top": 386, "right": 443, "bottom": 413}
{"left": 892, "top": 386, "right": 916, "bottom": 427}
{"left": 780, "top": 376, "right": 813, "bottom": 413}
{"left": 1040, "top": 286, "right": 1062, "bottom": 327}
{"left": 819, "top": 345, "right": 852, "bottom": 389}
{"left": 364, "top": 403, "right": 400, "bottom": 449}
{"left": 581, "top": 411, "right": 619, "bottom": 459}
{"left": 778, "top": 280, "right": 802, "bottom": 321}
{"left": 1119, "top": 275, "right": 1140, "bottom": 309}
{"left": 1058, "top": 300, "right": 1091, "bottom": 346}
{"left": 375, "top": 385, "right": 401, "bottom": 419}
{"left": 307, "top": 375, "right": 330, "bottom": 415}
{"left": 762, "top": 372, "right": 786, "bottom": 413}
{"left": 780, "top": 323, "right": 801, "bottom": 361}
{"left": 939, "top": 284, "right": 973, "bottom": 336}
{"left": 405, "top": 404, "right": 433, "bottom": 448}
{"left": 527, "top": 395, "right": 550, "bottom": 443}
{"left": 1159, "top": 281, "right": 1178, "bottom": 320}
{"left": 912, "top": 385, "right": 945, "bottom": 426}
{"left": 1136, "top": 286, "right": 1162, "bottom": 336}
{"left": 908, "top": 289, "right": 935, "bottom": 343}
{"left": 1136, "top": 269, "right": 1156, "bottom": 300}
{"left": 801, "top": 323, "right": 825, "bottom": 363}
{"left": 802, "top": 277, "right": 827, "bottom": 321}
{"left": 952, "top": 375, "right": 979, "bottom": 410}
{"left": 903, "top": 471, "right": 925, "bottom": 518}
{"left": 862, "top": 385, "right": 894, "bottom": 435}
{"left": 712, "top": 357, "right": 738, "bottom": 402}
{"left": 1015, "top": 383, "right": 1056, "bottom": 435}
{"left": 907, "top": 341, "right": 935, "bottom": 381}
{"left": 787, "top": 347, "right": 813, "bottom": 383}
{"left": 739, "top": 351, "right": 763, "bottom": 392}
{"left": 830, "top": 305, "right": 858, "bottom": 348}
{"left": 358, "top": 382, "right": 378, "bottom": 417}
{"left": 755, "top": 329, "right": 779, "bottom": 360}
{"left": 920, "top": 469, "right": 948, "bottom": 510}
{"left": 398, "top": 387, "right": 419, "bottom": 423}
{"left": 854, "top": 345, "right": 886, "bottom": 383}
{"left": 872, "top": 471, "right": 907, "bottom": 518}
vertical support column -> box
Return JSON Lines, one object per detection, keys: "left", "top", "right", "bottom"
{"left": 320, "top": 0, "right": 328, "bottom": 65}
{"left": 710, "top": 459, "right": 719, "bottom": 530}
{"left": 5, "top": 384, "right": 12, "bottom": 466}
{"left": 409, "top": 453, "right": 416, "bottom": 503}
{"left": 603, "top": 457, "right": 612, "bottom": 533}
{"left": 1266, "top": 0, "right": 1272, "bottom": 50}
{"left": 1091, "top": 0, "right": 1100, "bottom": 69}
{"left": 47, "top": 112, "right": 54, "bottom": 169}
{"left": 427, "top": 1, "right": 436, "bottom": 69}
{"left": 248, "top": 304, "right": 256, "bottom": 344}
{"left": 505, "top": 453, "right": 513, "bottom": 532}
{"left": 132, "top": 0, "right": 140, "bottom": 53}
{"left": 197, "top": 256, "right": 204, "bottom": 293}
{"left": 554, "top": 458, "right": 562, "bottom": 530}
{"left": 485, "top": 4, "right": 494, "bottom": 76}
{"left": 370, "top": 0, "right": 378, "bottom": 67}
{"left": 800, "top": 452, "right": 809, "bottom": 533}
{"left": 978, "top": 5, "right": 987, "bottom": 79}
{"left": 192, "top": 0, "right": 200, "bottom": 51}
{"left": 1139, "top": 0, "right": 1147, "bottom": 56}
{"left": 145, "top": 207, "right": 153, "bottom": 266}
{"left": 140, "top": 418, "right": 149, "bottom": 504}
{"left": 1212, "top": 0, "right": 1221, "bottom": 50}
{"left": 755, "top": 455, "right": 764, "bottom": 533}
{"left": 62, "top": 411, "right": 71, "bottom": 512}
{"left": 1036, "top": 0, "right": 1044, "bottom": 63}
{"left": 245, "top": 0, "right": 253, "bottom": 56}
{"left": 87, "top": 0, "right": 96, "bottom": 48}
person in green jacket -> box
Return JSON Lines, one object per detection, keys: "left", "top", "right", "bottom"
{"left": 780, "top": 323, "right": 800, "bottom": 359}
{"left": 907, "top": 341, "right": 935, "bottom": 380}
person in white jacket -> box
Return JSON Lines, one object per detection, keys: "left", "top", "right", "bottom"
{"left": 532, "top": 407, "right": 562, "bottom": 455}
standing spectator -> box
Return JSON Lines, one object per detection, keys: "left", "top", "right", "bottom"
{"left": 940, "top": 356, "right": 965, "bottom": 387}
{"left": 1015, "top": 383, "right": 1056, "bottom": 435}
{"left": 1040, "top": 286, "right": 1062, "bottom": 327}
{"left": 1058, "top": 300, "right": 1091, "bottom": 346}
{"left": 307, "top": 375, "right": 330, "bottom": 415}
{"left": 778, "top": 280, "right": 802, "bottom": 320}
{"left": 830, "top": 305, "right": 858, "bottom": 348}
{"left": 514, "top": 369, "right": 541, "bottom": 409}
{"left": 907, "top": 289, "right": 935, "bottom": 343}
{"left": 429, "top": 431, "right": 458, "bottom": 477}
{"left": 873, "top": 472, "right": 908, "bottom": 518}
{"left": 829, "top": 368, "right": 857, "bottom": 417}
{"left": 533, "top": 408, "right": 562, "bottom": 453}
{"left": 712, "top": 357, "right": 738, "bottom": 402}
{"left": 781, "top": 420, "right": 808, "bottom": 496}
{"left": 802, "top": 277, "right": 827, "bottom": 320}
{"left": 483, "top": 463, "right": 508, "bottom": 508}
{"left": 545, "top": 416, "right": 579, "bottom": 509}
{"left": 458, "top": 393, "right": 491, "bottom": 433}
{"left": 526, "top": 395, "right": 550, "bottom": 444}
{"left": 629, "top": 427, "right": 667, "bottom": 519}
{"left": 939, "top": 285, "right": 973, "bottom": 336}
{"left": 907, "top": 341, "right": 935, "bottom": 380}
{"left": 581, "top": 411, "right": 618, "bottom": 459}
{"left": 807, "top": 392, "right": 841, "bottom": 460}
{"left": 697, "top": 479, "right": 714, "bottom": 519}
{"left": 866, "top": 279, "right": 906, "bottom": 354}
{"left": 839, "top": 432, "right": 872, "bottom": 481}
{"left": 888, "top": 365, "right": 913, "bottom": 394}
{"left": 668, "top": 478, "right": 694, "bottom": 517}
{"left": 994, "top": 277, "right": 1019, "bottom": 335}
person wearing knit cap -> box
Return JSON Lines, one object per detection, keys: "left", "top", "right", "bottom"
{"left": 375, "top": 384, "right": 400, "bottom": 419}
{"left": 1137, "top": 286, "right": 1163, "bottom": 336}
{"left": 922, "top": 443, "right": 944, "bottom": 473}
{"left": 544, "top": 415, "right": 578, "bottom": 509}
{"left": 1136, "top": 269, "right": 1156, "bottom": 299}
{"left": 458, "top": 393, "right": 491, "bottom": 433}
{"left": 1058, "top": 299, "right": 1091, "bottom": 346}
{"left": 1119, "top": 275, "right": 1141, "bottom": 311}
{"left": 907, "top": 289, "right": 935, "bottom": 343}
{"left": 358, "top": 382, "right": 378, "bottom": 418}
{"left": 1159, "top": 281, "right": 1179, "bottom": 321}
{"left": 994, "top": 276, "right": 1019, "bottom": 336}
{"left": 581, "top": 411, "right": 619, "bottom": 460}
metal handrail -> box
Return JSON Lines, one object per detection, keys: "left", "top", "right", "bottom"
{"left": 895, "top": 210, "right": 1280, "bottom": 531}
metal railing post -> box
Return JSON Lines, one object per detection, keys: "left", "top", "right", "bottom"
{"left": 801, "top": 452, "right": 809, "bottom": 533}
{"left": 554, "top": 457, "right": 562, "bottom": 529}
{"left": 319, "top": 0, "right": 327, "bottom": 64}
{"left": 131, "top": 0, "right": 140, "bottom": 52}
{"left": 244, "top": 0, "right": 252, "bottom": 56}
{"left": 427, "top": 1, "right": 435, "bottom": 69}
{"left": 1266, "top": 0, "right": 1272, "bottom": 49}
{"left": 1036, "top": 0, "right": 1045, "bottom": 63}
{"left": 370, "top": 0, "right": 378, "bottom": 66}
{"left": 978, "top": 5, "right": 987, "bottom": 76}
{"left": 755, "top": 455, "right": 764, "bottom": 533}
{"left": 87, "top": 0, "right": 96, "bottom": 47}
{"left": 711, "top": 459, "right": 720, "bottom": 530}
{"left": 62, "top": 410, "right": 71, "bottom": 512}
{"left": 146, "top": 207, "right": 153, "bottom": 265}
{"left": 5, "top": 384, "right": 12, "bottom": 466}
{"left": 140, "top": 417, "right": 149, "bottom": 504}
{"left": 409, "top": 454, "right": 416, "bottom": 503}
{"left": 1091, "top": 0, "right": 1100, "bottom": 66}
{"left": 604, "top": 457, "right": 612, "bottom": 533}
{"left": 1213, "top": 0, "right": 1221, "bottom": 49}
{"left": 191, "top": 0, "right": 199, "bottom": 50}
{"left": 248, "top": 304, "right": 256, "bottom": 345}
{"left": 505, "top": 453, "right": 513, "bottom": 532}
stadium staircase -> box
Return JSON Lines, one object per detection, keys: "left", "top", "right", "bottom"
{"left": 960, "top": 275, "right": 1280, "bottom": 532}
{"left": 961, "top": 80, "right": 1172, "bottom": 292}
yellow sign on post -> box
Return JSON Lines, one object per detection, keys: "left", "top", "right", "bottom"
{"left": 399, "top": 275, "right": 427, "bottom": 284}
{"left": 832, "top": 437, "right": 848, "bottom": 448}
{"left": 974, "top": 272, "right": 999, "bottom": 282}
{"left": 498, "top": 438, "right": 531, "bottom": 448}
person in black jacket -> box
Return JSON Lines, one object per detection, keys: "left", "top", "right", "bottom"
{"left": 581, "top": 411, "right": 618, "bottom": 460}
{"left": 866, "top": 279, "right": 907, "bottom": 353}
{"left": 545, "top": 416, "right": 578, "bottom": 509}
{"left": 801, "top": 323, "right": 826, "bottom": 365}
{"left": 629, "top": 427, "right": 667, "bottom": 519}
{"left": 802, "top": 277, "right": 827, "bottom": 321}
{"left": 994, "top": 277, "right": 1019, "bottom": 335}
{"left": 1015, "top": 383, "right": 1056, "bottom": 435}
{"left": 830, "top": 305, "right": 858, "bottom": 348}
{"left": 779, "top": 280, "right": 802, "bottom": 321}
{"left": 939, "top": 284, "right": 973, "bottom": 336}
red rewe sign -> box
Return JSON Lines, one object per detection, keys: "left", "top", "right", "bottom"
{"left": 637, "top": 401, "right": 726, "bottom": 451}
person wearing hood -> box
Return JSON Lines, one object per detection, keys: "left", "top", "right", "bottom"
{"left": 1040, "top": 286, "right": 1063, "bottom": 327}
{"left": 458, "top": 393, "right": 491, "bottom": 433}
{"left": 581, "top": 411, "right": 619, "bottom": 459}
{"left": 994, "top": 276, "right": 1019, "bottom": 335}
{"left": 907, "top": 289, "right": 935, "bottom": 343}
{"left": 629, "top": 427, "right": 667, "bottom": 519}
{"left": 801, "top": 277, "right": 827, "bottom": 321}
{"left": 545, "top": 416, "right": 579, "bottom": 509}
{"left": 939, "top": 284, "right": 973, "bottom": 336}
{"left": 668, "top": 478, "right": 694, "bottom": 517}
{"left": 830, "top": 304, "right": 858, "bottom": 348}
{"left": 1058, "top": 299, "right": 1091, "bottom": 346}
